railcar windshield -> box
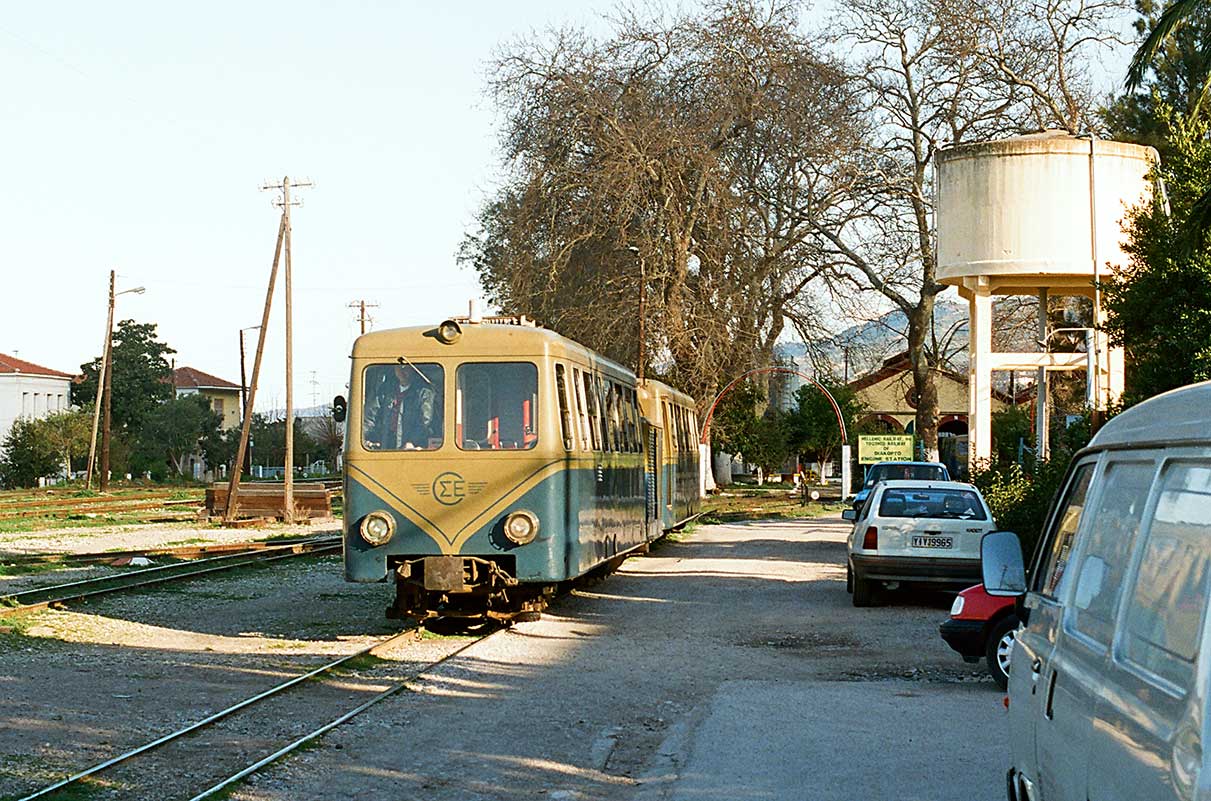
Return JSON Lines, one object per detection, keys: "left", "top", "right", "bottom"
{"left": 457, "top": 362, "right": 539, "bottom": 450}
{"left": 878, "top": 488, "right": 987, "bottom": 520}
{"left": 361, "top": 362, "right": 444, "bottom": 450}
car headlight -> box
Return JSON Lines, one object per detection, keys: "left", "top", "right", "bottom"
{"left": 503, "top": 510, "right": 539, "bottom": 545}
{"left": 950, "top": 595, "right": 965, "bottom": 616}
{"left": 359, "top": 511, "right": 396, "bottom": 546}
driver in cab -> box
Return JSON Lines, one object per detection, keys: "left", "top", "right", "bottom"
{"left": 363, "top": 364, "right": 436, "bottom": 450}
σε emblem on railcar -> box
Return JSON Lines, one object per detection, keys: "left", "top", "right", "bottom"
{"left": 433, "top": 472, "right": 467, "bottom": 506}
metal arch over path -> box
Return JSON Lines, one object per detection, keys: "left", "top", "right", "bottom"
{"left": 698, "top": 367, "right": 853, "bottom": 495}
{"left": 698, "top": 367, "right": 848, "bottom": 445}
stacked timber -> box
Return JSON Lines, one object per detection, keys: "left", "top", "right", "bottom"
{"left": 204, "top": 483, "right": 333, "bottom": 521}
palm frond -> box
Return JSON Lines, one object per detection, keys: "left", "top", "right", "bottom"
{"left": 1128, "top": 0, "right": 1208, "bottom": 90}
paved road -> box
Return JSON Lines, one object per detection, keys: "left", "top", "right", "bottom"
{"left": 234, "top": 517, "right": 1007, "bottom": 801}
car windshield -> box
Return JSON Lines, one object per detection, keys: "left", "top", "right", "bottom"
{"left": 865, "top": 464, "right": 947, "bottom": 487}
{"left": 878, "top": 488, "right": 987, "bottom": 520}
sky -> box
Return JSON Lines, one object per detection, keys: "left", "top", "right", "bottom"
{"left": 2, "top": 1, "right": 1138, "bottom": 414}
{"left": 1, "top": 2, "right": 632, "bottom": 412}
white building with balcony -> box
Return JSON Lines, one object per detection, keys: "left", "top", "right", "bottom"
{"left": 0, "top": 353, "right": 74, "bottom": 444}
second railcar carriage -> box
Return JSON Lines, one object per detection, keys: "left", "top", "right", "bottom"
{"left": 341, "top": 316, "right": 699, "bottom": 620}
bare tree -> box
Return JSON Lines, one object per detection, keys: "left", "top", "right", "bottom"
{"left": 944, "top": 0, "right": 1132, "bottom": 132}
{"left": 461, "top": 0, "right": 864, "bottom": 408}
{"left": 810, "top": 0, "right": 1121, "bottom": 459}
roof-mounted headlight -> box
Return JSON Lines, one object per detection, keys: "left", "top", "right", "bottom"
{"left": 359, "top": 511, "right": 396, "bottom": 547}
{"left": 436, "top": 319, "right": 463, "bottom": 344}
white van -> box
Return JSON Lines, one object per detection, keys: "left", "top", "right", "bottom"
{"left": 982, "top": 381, "right": 1211, "bottom": 801}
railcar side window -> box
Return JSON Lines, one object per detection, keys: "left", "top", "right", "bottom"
{"left": 1121, "top": 463, "right": 1211, "bottom": 690}
{"left": 555, "top": 364, "right": 574, "bottom": 451}
{"left": 1067, "top": 461, "right": 1154, "bottom": 648}
{"left": 361, "top": 363, "right": 444, "bottom": 451}
{"left": 456, "top": 362, "right": 538, "bottom": 450}
{"left": 1036, "top": 462, "right": 1095, "bottom": 598}
{"left": 582, "top": 372, "right": 602, "bottom": 451}
{"left": 573, "top": 368, "right": 591, "bottom": 451}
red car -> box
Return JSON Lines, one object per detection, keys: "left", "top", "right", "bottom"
{"left": 938, "top": 584, "right": 1018, "bottom": 689}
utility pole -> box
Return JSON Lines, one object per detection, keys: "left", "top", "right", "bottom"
{"left": 270, "top": 176, "right": 309, "bottom": 522}
{"left": 85, "top": 272, "right": 115, "bottom": 490}
{"left": 226, "top": 218, "right": 286, "bottom": 521}
{"left": 348, "top": 300, "right": 378, "bottom": 335}
{"left": 85, "top": 270, "right": 143, "bottom": 490}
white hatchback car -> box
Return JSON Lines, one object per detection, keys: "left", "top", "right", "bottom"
{"left": 843, "top": 480, "right": 996, "bottom": 607}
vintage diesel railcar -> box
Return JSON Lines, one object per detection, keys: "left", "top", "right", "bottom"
{"left": 341, "top": 316, "right": 699, "bottom": 620}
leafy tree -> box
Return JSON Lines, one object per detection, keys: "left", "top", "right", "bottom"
{"left": 38, "top": 410, "right": 93, "bottom": 477}
{"left": 76, "top": 320, "right": 175, "bottom": 434}
{"left": 135, "top": 394, "right": 221, "bottom": 477}
{"left": 0, "top": 418, "right": 60, "bottom": 488}
{"left": 1103, "top": 111, "right": 1211, "bottom": 402}
{"left": 1107, "top": 0, "right": 1211, "bottom": 152}
{"left": 248, "top": 414, "right": 318, "bottom": 470}
{"left": 712, "top": 383, "right": 791, "bottom": 482}
{"left": 784, "top": 382, "right": 865, "bottom": 481}
{"left": 990, "top": 406, "right": 1034, "bottom": 464}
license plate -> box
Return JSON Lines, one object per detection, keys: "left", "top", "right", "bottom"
{"left": 911, "top": 535, "right": 953, "bottom": 549}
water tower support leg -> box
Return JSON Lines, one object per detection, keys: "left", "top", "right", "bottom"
{"left": 968, "top": 285, "right": 993, "bottom": 463}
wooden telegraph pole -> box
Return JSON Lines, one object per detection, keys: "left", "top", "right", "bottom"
{"left": 225, "top": 219, "right": 286, "bottom": 521}
{"left": 348, "top": 299, "right": 378, "bottom": 335}
{"left": 85, "top": 271, "right": 116, "bottom": 490}
{"left": 224, "top": 176, "right": 310, "bottom": 524}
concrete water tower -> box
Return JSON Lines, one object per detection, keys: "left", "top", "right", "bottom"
{"left": 936, "top": 131, "right": 1159, "bottom": 462}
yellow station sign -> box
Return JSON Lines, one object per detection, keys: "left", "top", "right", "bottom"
{"left": 857, "top": 434, "right": 915, "bottom": 464}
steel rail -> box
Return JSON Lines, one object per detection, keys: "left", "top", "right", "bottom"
{"left": 15, "top": 628, "right": 420, "bottom": 801}
{"left": 0, "top": 534, "right": 339, "bottom": 566}
{"left": 0, "top": 539, "right": 341, "bottom": 618}
{"left": 189, "top": 627, "right": 504, "bottom": 801}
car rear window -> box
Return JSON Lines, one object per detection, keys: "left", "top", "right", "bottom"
{"left": 866, "top": 464, "right": 947, "bottom": 486}
{"left": 877, "top": 488, "right": 987, "bottom": 520}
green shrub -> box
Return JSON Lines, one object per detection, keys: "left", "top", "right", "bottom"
{"left": 970, "top": 457, "right": 1071, "bottom": 562}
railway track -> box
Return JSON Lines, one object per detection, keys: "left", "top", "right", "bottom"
{"left": 0, "top": 534, "right": 338, "bottom": 567}
{"left": 0, "top": 536, "right": 342, "bottom": 618}
{"left": 15, "top": 623, "right": 503, "bottom": 801}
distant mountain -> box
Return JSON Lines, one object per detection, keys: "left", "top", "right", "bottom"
{"left": 776, "top": 299, "right": 970, "bottom": 382}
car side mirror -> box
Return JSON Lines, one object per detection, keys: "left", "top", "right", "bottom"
{"left": 332, "top": 395, "right": 347, "bottom": 424}
{"left": 981, "top": 530, "right": 1027, "bottom": 596}
{"left": 841, "top": 509, "right": 857, "bottom": 521}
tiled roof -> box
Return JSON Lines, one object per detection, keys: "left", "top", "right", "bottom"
{"left": 173, "top": 366, "right": 240, "bottom": 391}
{"left": 0, "top": 353, "right": 74, "bottom": 379}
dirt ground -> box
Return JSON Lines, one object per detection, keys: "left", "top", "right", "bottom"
{"left": 0, "top": 516, "right": 1005, "bottom": 800}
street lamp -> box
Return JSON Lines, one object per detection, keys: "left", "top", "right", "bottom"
{"left": 628, "top": 246, "right": 646, "bottom": 384}
{"left": 85, "top": 274, "right": 145, "bottom": 491}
